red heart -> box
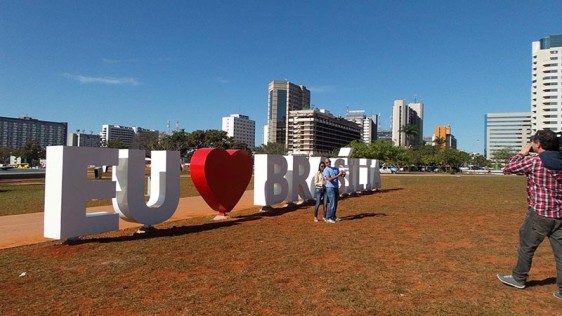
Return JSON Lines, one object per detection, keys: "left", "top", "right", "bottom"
{"left": 190, "top": 148, "right": 253, "bottom": 214}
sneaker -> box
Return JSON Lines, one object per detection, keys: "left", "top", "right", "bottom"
{"left": 314, "top": 218, "right": 318, "bottom": 223}
{"left": 326, "top": 219, "right": 336, "bottom": 224}
{"left": 322, "top": 217, "right": 327, "bottom": 222}
{"left": 497, "top": 274, "right": 525, "bottom": 289}
{"left": 335, "top": 217, "right": 342, "bottom": 222}
{"left": 554, "top": 291, "right": 562, "bottom": 300}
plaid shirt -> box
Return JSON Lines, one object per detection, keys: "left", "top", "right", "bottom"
{"left": 504, "top": 153, "right": 562, "bottom": 218}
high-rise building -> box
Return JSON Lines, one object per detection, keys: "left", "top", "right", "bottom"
{"left": 485, "top": 112, "right": 531, "bottom": 160}
{"left": 100, "top": 124, "right": 159, "bottom": 148}
{"left": 100, "top": 125, "right": 135, "bottom": 147}
{"left": 392, "top": 99, "right": 424, "bottom": 147}
{"left": 531, "top": 34, "right": 562, "bottom": 133}
{"left": 433, "top": 125, "right": 457, "bottom": 149}
{"left": 266, "top": 80, "right": 310, "bottom": 148}
{"left": 222, "top": 114, "right": 256, "bottom": 149}
{"left": 287, "top": 109, "right": 361, "bottom": 156}
{"left": 345, "top": 110, "right": 379, "bottom": 143}
{"left": 68, "top": 132, "right": 101, "bottom": 147}
{"left": 0, "top": 116, "right": 67, "bottom": 149}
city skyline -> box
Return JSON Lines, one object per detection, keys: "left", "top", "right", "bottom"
{"left": 1, "top": 1, "right": 561, "bottom": 154}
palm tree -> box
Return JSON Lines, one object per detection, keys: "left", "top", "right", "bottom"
{"left": 399, "top": 124, "right": 419, "bottom": 147}
{"left": 433, "top": 136, "right": 446, "bottom": 149}
{"left": 254, "top": 142, "right": 287, "bottom": 155}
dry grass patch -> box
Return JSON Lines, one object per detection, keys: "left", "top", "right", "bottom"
{"left": 0, "top": 175, "right": 560, "bottom": 314}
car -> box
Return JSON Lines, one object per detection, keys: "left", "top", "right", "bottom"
{"left": 390, "top": 166, "right": 398, "bottom": 173}
{"left": 379, "top": 166, "right": 392, "bottom": 174}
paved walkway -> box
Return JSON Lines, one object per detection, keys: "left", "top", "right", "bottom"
{"left": 0, "top": 191, "right": 256, "bottom": 250}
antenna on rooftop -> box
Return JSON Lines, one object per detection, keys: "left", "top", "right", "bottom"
{"left": 413, "top": 94, "right": 418, "bottom": 103}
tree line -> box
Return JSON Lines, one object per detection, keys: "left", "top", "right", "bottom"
{"left": 3, "top": 130, "right": 518, "bottom": 170}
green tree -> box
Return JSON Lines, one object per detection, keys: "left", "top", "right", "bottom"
{"left": 158, "top": 130, "right": 190, "bottom": 157}
{"left": 399, "top": 124, "right": 419, "bottom": 147}
{"left": 0, "top": 147, "right": 16, "bottom": 165}
{"left": 183, "top": 129, "right": 236, "bottom": 161}
{"left": 255, "top": 142, "right": 287, "bottom": 155}
{"left": 19, "top": 141, "right": 45, "bottom": 166}
{"left": 349, "top": 140, "right": 370, "bottom": 158}
{"left": 433, "top": 137, "right": 446, "bottom": 148}
{"left": 492, "top": 148, "right": 516, "bottom": 168}
{"left": 472, "top": 154, "right": 490, "bottom": 168}
{"left": 131, "top": 133, "right": 160, "bottom": 151}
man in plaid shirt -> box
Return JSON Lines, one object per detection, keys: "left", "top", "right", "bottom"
{"left": 497, "top": 130, "right": 562, "bottom": 300}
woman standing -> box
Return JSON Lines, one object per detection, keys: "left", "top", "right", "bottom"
{"left": 313, "top": 162, "right": 327, "bottom": 222}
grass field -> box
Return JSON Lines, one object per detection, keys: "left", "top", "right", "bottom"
{"left": 0, "top": 171, "right": 252, "bottom": 216}
{"left": 1, "top": 175, "right": 561, "bottom": 314}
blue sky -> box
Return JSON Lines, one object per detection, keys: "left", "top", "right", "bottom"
{"left": 1, "top": 1, "right": 561, "bottom": 154}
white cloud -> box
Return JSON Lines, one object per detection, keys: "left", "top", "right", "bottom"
{"left": 63, "top": 73, "right": 140, "bottom": 86}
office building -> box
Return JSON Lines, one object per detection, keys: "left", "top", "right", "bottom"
{"left": 132, "top": 127, "right": 159, "bottom": 148}
{"left": 531, "top": 34, "right": 562, "bottom": 133}
{"left": 392, "top": 99, "right": 424, "bottom": 147}
{"left": 345, "top": 110, "right": 379, "bottom": 143}
{"left": 485, "top": 112, "right": 531, "bottom": 160}
{"left": 0, "top": 116, "right": 67, "bottom": 149}
{"left": 222, "top": 114, "right": 256, "bottom": 149}
{"left": 377, "top": 129, "right": 392, "bottom": 142}
{"left": 68, "top": 132, "right": 101, "bottom": 147}
{"left": 100, "top": 125, "right": 135, "bottom": 147}
{"left": 433, "top": 125, "right": 457, "bottom": 149}
{"left": 266, "top": 80, "right": 310, "bottom": 148}
{"left": 287, "top": 109, "right": 361, "bottom": 156}
{"left": 100, "top": 124, "right": 159, "bottom": 148}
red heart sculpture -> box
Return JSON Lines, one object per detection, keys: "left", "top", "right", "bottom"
{"left": 190, "top": 148, "right": 253, "bottom": 215}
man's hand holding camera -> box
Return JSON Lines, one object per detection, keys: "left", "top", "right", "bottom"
{"left": 520, "top": 143, "right": 534, "bottom": 156}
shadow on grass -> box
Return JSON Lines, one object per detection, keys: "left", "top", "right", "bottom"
{"left": 527, "top": 277, "right": 557, "bottom": 287}
{"left": 340, "top": 212, "right": 387, "bottom": 221}
{"left": 68, "top": 215, "right": 263, "bottom": 246}
{"left": 232, "top": 203, "right": 311, "bottom": 220}
{"left": 374, "top": 188, "right": 404, "bottom": 194}
{"left": 66, "top": 193, "right": 391, "bottom": 246}
{"left": 67, "top": 203, "right": 311, "bottom": 246}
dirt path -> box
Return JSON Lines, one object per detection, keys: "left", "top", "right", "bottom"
{"left": 0, "top": 190, "right": 256, "bottom": 249}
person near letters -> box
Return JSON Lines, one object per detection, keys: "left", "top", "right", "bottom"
{"left": 322, "top": 158, "right": 345, "bottom": 224}
{"left": 313, "top": 162, "right": 327, "bottom": 222}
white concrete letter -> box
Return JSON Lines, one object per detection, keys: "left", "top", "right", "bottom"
{"left": 44, "top": 146, "right": 119, "bottom": 240}
{"left": 254, "top": 155, "right": 288, "bottom": 206}
{"left": 112, "top": 150, "right": 180, "bottom": 225}
{"left": 285, "top": 155, "right": 312, "bottom": 203}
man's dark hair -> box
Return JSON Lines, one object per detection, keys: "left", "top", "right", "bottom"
{"left": 531, "top": 129, "right": 560, "bottom": 151}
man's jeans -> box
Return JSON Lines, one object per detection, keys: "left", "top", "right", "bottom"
{"left": 513, "top": 208, "right": 562, "bottom": 291}
{"left": 325, "top": 187, "right": 339, "bottom": 220}
{"left": 314, "top": 187, "right": 327, "bottom": 218}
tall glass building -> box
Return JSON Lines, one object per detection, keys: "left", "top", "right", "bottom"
{"left": 265, "top": 80, "right": 310, "bottom": 148}
{"left": 531, "top": 34, "right": 562, "bottom": 133}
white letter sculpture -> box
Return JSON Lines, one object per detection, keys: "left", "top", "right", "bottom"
{"left": 44, "top": 146, "right": 119, "bottom": 239}
{"left": 254, "top": 154, "right": 288, "bottom": 206}
{"left": 112, "top": 150, "right": 180, "bottom": 225}
{"left": 285, "top": 155, "right": 312, "bottom": 203}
